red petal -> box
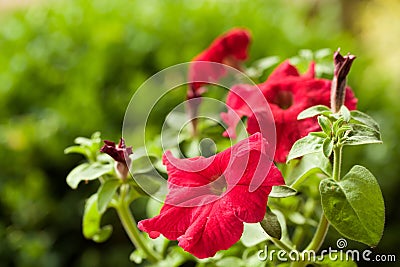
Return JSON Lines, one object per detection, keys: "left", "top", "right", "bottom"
{"left": 226, "top": 185, "right": 272, "bottom": 222}
{"left": 267, "top": 60, "right": 300, "bottom": 82}
{"left": 177, "top": 198, "right": 244, "bottom": 259}
{"left": 138, "top": 204, "right": 194, "bottom": 240}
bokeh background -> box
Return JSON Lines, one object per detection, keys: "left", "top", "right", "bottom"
{"left": 0, "top": 0, "right": 399, "bottom": 266}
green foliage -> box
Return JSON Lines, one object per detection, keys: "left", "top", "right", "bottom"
{"left": 320, "top": 166, "right": 385, "bottom": 247}
{"left": 287, "top": 135, "right": 325, "bottom": 162}
{"left": 66, "top": 163, "right": 113, "bottom": 189}
{"left": 97, "top": 179, "right": 121, "bottom": 213}
{"left": 260, "top": 207, "right": 282, "bottom": 239}
{"left": 0, "top": 0, "right": 397, "bottom": 266}
{"left": 269, "top": 185, "right": 297, "bottom": 198}
{"left": 297, "top": 105, "right": 331, "bottom": 120}
{"left": 82, "top": 194, "right": 113, "bottom": 243}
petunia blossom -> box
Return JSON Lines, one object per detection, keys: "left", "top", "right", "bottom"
{"left": 221, "top": 60, "right": 358, "bottom": 163}
{"left": 188, "top": 28, "right": 251, "bottom": 99}
{"left": 138, "top": 133, "right": 284, "bottom": 258}
{"left": 100, "top": 138, "right": 133, "bottom": 179}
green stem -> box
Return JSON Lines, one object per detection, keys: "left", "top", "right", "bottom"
{"left": 270, "top": 237, "right": 295, "bottom": 253}
{"left": 290, "top": 145, "right": 343, "bottom": 267}
{"left": 304, "top": 214, "right": 330, "bottom": 252}
{"left": 332, "top": 145, "right": 342, "bottom": 181}
{"left": 116, "top": 185, "right": 161, "bottom": 263}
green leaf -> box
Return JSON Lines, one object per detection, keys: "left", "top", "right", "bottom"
{"left": 83, "top": 194, "right": 113, "bottom": 243}
{"left": 340, "top": 106, "right": 351, "bottom": 122}
{"left": 322, "top": 138, "right": 333, "bottom": 158}
{"left": 288, "top": 152, "right": 331, "bottom": 188}
{"left": 343, "top": 124, "right": 382, "bottom": 146}
{"left": 332, "top": 117, "right": 345, "bottom": 133}
{"left": 269, "top": 185, "right": 297, "bottom": 198}
{"left": 66, "top": 162, "right": 113, "bottom": 189}
{"left": 97, "top": 178, "right": 121, "bottom": 213}
{"left": 133, "top": 173, "right": 162, "bottom": 195}
{"left": 131, "top": 155, "right": 158, "bottom": 174}
{"left": 216, "top": 257, "right": 244, "bottom": 267}
{"left": 64, "top": 145, "right": 89, "bottom": 156}
{"left": 241, "top": 223, "right": 268, "bottom": 247}
{"left": 318, "top": 116, "right": 332, "bottom": 135}
{"left": 320, "top": 165, "right": 385, "bottom": 247}
{"left": 260, "top": 207, "right": 282, "bottom": 239}
{"left": 287, "top": 135, "right": 324, "bottom": 162}
{"left": 310, "top": 132, "right": 327, "bottom": 138}
{"left": 350, "top": 110, "right": 380, "bottom": 132}
{"left": 129, "top": 249, "right": 146, "bottom": 264}
{"left": 297, "top": 105, "right": 331, "bottom": 120}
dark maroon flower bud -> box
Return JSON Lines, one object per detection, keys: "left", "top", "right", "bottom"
{"left": 100, "top": 138, "right": 133, "bottom": 179}
{"left": 331, "top": 49, "right": 356, "bottom": 113}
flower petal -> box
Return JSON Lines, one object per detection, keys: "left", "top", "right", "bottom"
{"left": 266, "top": 60, "right": 300, "bottom": 82}
{"left": 177, "top": 198, "right": 244, "bottom": 259}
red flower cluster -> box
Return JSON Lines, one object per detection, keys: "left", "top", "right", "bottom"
{"left": 138, "top": 133, "right": 284, "bottom": 258}
{"left": 138, "top": 28, "right": 359, "bottom": 259}
{"left": 222, "top": 61, "right": 357, "bottom": 162}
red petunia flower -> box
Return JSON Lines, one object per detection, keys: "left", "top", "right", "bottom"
{"left": 100, "top": 138, "right": 133, "bottom": 179}
{"left": 221, "top": 61, "right": 358, "bottom": 163}
{"left": 188, "top": 28, "right": 251, "bottom": 98}
{"left": 138, "top": 133, "right": 284, "bottom": 258}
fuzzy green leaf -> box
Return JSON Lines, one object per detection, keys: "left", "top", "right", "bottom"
{"left": 66, "top": 162, "right": 113, "bottom": 189}
{"left": 287, "top": 135, "right": 325, "bottom": 162}
{"left": 340, "top": 105, "right": 351, "bottom": 122}
{"left": 269, "top": 185, "right": 297, "bottom": 198}
{"left": 260, "top": 207, "right": 282, "bottom": 239}
{"left": 343, "top": 124, "right": 382, "bottom": 146}
{"left": 83, "top": 194, "right": 113, "bottom": 243}
{"left": 318, "top": 116, "right": 332, "bottom": 135}
{"left": 298, "top": 105, "right": 331, "bottom": 120}
{"left": 350, "top": 110, "right": 380, "bottom": 132}
{"left": 320, "top": 165, "right": 385, "bottom": 247}
{"left": 288, "top": 152, "right": 331, "bottom": 188}
{"left": 322, "top": 138, "right": 333, "bottom": 158}
{"left": 97, "top": 178, "right": 121, "bottom": 213}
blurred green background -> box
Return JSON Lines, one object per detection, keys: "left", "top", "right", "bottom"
{"left": 0, "top": 0, "right": 399, "bottom": 266}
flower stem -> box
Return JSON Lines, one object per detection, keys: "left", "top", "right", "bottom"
{"left": 116, "top": 185, "right": 161, "bottom": 263}
{"left": 304, "top": 214, "right": 330, "bottom": 252}
{"left": 332, "top": 146, "right": 342, "bottom": 181}
{"left": 270, "top": 237, "right": 295, "bottom": 253}
{"left": 290, "top": 145, "right": 343, "bottom": 267}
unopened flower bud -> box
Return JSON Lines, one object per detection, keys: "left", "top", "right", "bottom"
{"left": 331, "top": 49, "right": 356, "bottom": 113}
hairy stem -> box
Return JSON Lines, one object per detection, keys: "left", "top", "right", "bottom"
{"left": 270, "top": 237, "right": 295, "bottom": 253}
{"left": 332, "top": 146, "right": 342, "bottom": 181}
{"left": 116, "top": 185, "right": 161, "bottom": 263}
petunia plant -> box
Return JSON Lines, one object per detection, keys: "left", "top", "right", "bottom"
{"left": 65, "top": 29, "right": 385, "bottom": 266}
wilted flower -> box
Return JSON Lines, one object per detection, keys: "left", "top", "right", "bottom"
{"left": 100, "top": 138, "right": 133, "bottom": 179}
{"left": 331, "top": 49, "right": 356, "bottom": 112}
